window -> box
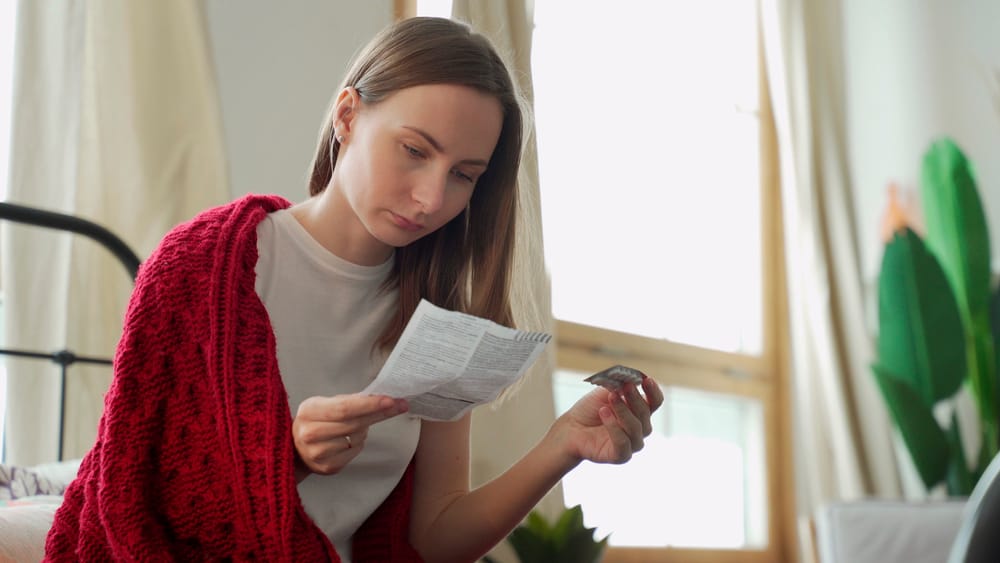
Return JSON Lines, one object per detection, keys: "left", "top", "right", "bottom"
{"left": 412, "top": 0, "right": 452, "bottom": 18}
{"left": 553, "top": 376, "right": 768, "bottom": 549}
{"left": 404, "top": 1, "right": 789, "bottom": 561}
{"left": 534, "top": 2, "right": 787, "bottom": 561}
{"left": 534, "top": 3, "right": 763, "bottom": 356}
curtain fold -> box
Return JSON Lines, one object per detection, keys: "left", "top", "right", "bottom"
{"left": 760, "top": 0, "right": 903, "bottom": 555}
{"left": 451, "top": 0, "right": 564, "bottom": 539}
{"left": 3, "top": 0, "right": 229, "bottom": 464}
{"left": 2, "top": 1, "right": 85, "bottom": 466}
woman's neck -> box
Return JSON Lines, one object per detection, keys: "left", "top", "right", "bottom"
{"left": 290, "top": 192, "right": 393, "bottom": 267}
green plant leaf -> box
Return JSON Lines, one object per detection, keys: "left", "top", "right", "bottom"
{"left": 872, "top": 364, "right": 950, "bottom": 489}
{"left": 524, "top": 510, "right": 552, "bottom": 536}
{"left": 508, "top": 525, "right": 555, "bottom": 562}
{"left": 921, "top": 137, "right": 992, "bottom": 320}
{"left": 508, "top": 506, "right": 608, "bottom": 563}
{"left": 976, "top": 425, "right": 993, "bottom": 484}
{"left": 984, "top": 284, "right": 1000, "bottom": 459}
{"left": 991, "top": 285, "right": 1000, "bottom": 402}
{"left": 970, "top": 321, "right": 999, "bottom": 461}
{"left": 551, "top": 505, "right": 585, "bottom": 551}
{"left": 945, "top": 408, "right": 974, "bottom": 495}
{"left": 561, "top": 528, "right": 608, "bottom": 563}
{"left": 877, "top": 228, "right": 967, "bottom": 403}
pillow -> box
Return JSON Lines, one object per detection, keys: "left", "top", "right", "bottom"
{"left": 0, "top": 462, "right": 74, "bottom": 500}
{"left": 25, "top": 459, "right": 81, "bottom": 491}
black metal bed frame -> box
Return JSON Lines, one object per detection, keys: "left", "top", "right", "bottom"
{"left": 0, "top": 201, "right": 141, "bottom": 460}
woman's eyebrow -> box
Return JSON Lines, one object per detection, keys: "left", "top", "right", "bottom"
{"left": 402, "top": 126, "right": 489, "bottom": 167}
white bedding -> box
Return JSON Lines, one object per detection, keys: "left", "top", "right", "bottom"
{"left": 0, "top": 459, "right": 80, "bottom": 563}
{"left": 0, "top": 497, "right": 62, "bottom": 562}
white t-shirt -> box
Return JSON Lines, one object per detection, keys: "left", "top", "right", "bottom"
{"left": 254, "top": 208, "right": 421, "bottom": 561}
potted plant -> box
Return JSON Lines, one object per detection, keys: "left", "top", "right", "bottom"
{"left": 483, "top": 505, "right": 608, "bottom": 563}
{"left": 873, "top": 137, "right": 999, "bottom": 495}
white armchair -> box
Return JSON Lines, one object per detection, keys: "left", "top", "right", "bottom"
{"left": 814, "top": 499, "right": 966, "bottom": 563}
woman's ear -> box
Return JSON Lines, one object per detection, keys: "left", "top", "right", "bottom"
{"left": 332, "top": 87, "right": 360, "bottom": 136}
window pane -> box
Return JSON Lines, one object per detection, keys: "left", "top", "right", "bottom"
{"left": 553, "top": 369, "right": 768, "bottom": 549}
{"left": 415, "top": 0, "right": 452, "bottom": 18}
{"left": 533, "top": 1, "right": 762, "bottom": 354}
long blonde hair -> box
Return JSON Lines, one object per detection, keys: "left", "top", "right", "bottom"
{"left": 307, "top": 17, "right": 522, "bottom": 349}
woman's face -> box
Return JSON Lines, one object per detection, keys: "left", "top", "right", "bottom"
{"left": 326, "top": 83, "right": 503, "bottom": 265}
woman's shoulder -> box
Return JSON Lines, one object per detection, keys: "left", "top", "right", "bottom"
{"left": 136, "top": 194, "right": 293, "bottom": 290}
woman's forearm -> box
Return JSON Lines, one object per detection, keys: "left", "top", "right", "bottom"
{"left": 413, "top": 424, "right": 580, "bottom": 563}
{"left": 411, "top": 379, "right": 661, "bottom": 562}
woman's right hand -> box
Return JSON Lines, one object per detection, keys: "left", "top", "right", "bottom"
{"left": 292, "top": 394, "right": 409, "bottom": 477}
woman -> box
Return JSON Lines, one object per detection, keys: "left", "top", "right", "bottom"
{"left": 45, "top": 16, "right": 663, "bottom": 562}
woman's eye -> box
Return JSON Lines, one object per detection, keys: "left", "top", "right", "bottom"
{"left": 403, "top": 144, "right": 424, "bottom": 159}
{"left": 453, "top": 170, "right": 475, "bottom": 184}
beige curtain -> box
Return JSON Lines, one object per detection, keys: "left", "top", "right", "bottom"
{"left": 449, "top": 0, "right": 564, "bottom": 559}
{"left": 760, "top": 0, "right": 903, "bottom": 556}
{"left": 3, "top": 0, "right": 229, "bottom": 464}
{"left": 2, "top": 2, "right": 85, "bottom": 466}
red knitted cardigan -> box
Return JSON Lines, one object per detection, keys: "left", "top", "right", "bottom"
{"left": 44, "top": 194, "right": 423, "bottom": 562}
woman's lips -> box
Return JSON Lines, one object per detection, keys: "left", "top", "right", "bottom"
{"left": 390, "top": 212, "right": 424, "bottom": 232}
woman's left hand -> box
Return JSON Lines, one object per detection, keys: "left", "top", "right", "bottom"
{"left": 550, "top": 375, "right": 664, "bottom": 465}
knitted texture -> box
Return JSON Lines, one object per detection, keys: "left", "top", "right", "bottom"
{"left": 44, "top": 194, "right": 423, "bottom": 562}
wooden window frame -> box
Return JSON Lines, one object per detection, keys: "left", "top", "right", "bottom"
{"left": 395, "top": 0, "right": 415, "bottom": 20}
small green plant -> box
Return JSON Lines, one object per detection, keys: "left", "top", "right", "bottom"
{"left": 873, "top": 137, "right": 1000, "bottom": 495}
{"left": 483, "top": 505, "right": 608, "bottom": 563}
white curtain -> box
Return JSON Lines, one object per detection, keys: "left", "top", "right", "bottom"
{"left": 760, "top": 0, "right": 903, "bottom": 556}
{"left": 449, "top": 0, "right": 564, "bottom": 556}
{"left": 2, "top": 2, "right": 85, "bottom": 466}
{"left": 3, "top": 0, "right": 229, "bottom": 464}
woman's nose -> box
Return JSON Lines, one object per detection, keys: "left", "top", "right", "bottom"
{"left": 411, "top": 170, "right": 448, "bottom": 214}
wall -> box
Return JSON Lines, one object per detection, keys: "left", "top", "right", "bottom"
{"left": 843, "top": 0, "right": 1000, "bottom": 282}
{"left": 204, "top": 1, "right": 394, "bottom": 203}
{"left": 842, "top": 0, "right": 1000, "bottom": 496}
